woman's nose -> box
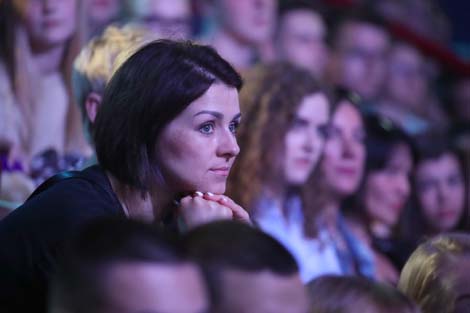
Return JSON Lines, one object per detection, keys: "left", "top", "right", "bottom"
{"left": 217, "top": 130, "right": 240, "bottom": 158}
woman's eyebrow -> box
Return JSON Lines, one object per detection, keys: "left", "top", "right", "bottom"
{"left": 193, "top": 110, "right": 223, "bottom": 119}
{"left": 232, "top": 112, "right": 242, "bottom": 120}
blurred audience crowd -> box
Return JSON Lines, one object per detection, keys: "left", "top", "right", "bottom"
{"left": 0, "top": 0, "right": 469, "bottom": 312}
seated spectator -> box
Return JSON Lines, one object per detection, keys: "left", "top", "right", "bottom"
{"left": 123, "top": 0, "right": 193, "bottom": 39}
{"left": 398, "top": 233, "right": 470, "bottom": 313}
{"left": 308, "top": 275, "right": 420, "bottom": 313}
{"left": 275, "top": 1, "right": 328, "bottom": 78}
{"left": 376, "top": 42, "right": 448, "bottom": 134}
{"left": 72, "top": 24, "right": 153, "bottom": 150}
{"left": 373, "top": 0, "right": 451, "bottom": 44}
{"left": 203, "top": 0, "right": 278, "bottom": 70}
{"left": 0, "top": 0, "right": 90, "bottom": 169}
{"left": 345, "top": 114, "right": 416, "bottom": 283}
{"left": 85, "top": 0, "right": 122, "bottom": 39}
{"left": 183, "top": 220, "right": 309, "bottom": 313}
{"left": 49, "top": 217, "right": 209, "bottom": 313}
{"left": 402, "top": 134, "right": 467, "bottom": 244}
{"left": 227, "top": 62, "right": 332, "bottom": 282}
{"left": 310, "top": 88, "right": 374, "bottom": 278}
{"left": 0, "top": 40, "right": 249, "bottom": 313}
{"left": 327, "top": 11, "right": 390, "bottom": 103}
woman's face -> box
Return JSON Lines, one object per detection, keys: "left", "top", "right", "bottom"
{"left": 129, "top": 0, "right": 192, "bottom": 39}
{"left": 364, "top": 143, "right": 413, "bottom": 228}
{"left": 87, "top": 0, "right": 120, "bottom": 26}
{"left": 156, "top": 83, "right": 241, "bottom": 195}
{"left": 14, "top": 0, "right": 77, "bottom": 48}
{"left": 386, "top": 44, "right": 428, "bottom": 108}
{"left": 321, "top": 101, "right": 365, "bottom": 197}
{"left": 277, "top": 10, "right": 328, "bottom": 78}
{"left": 217, "top": 0, "right": 277, "bottom": 44}
{"left": 283, "top": 93, "right": 329, "bottom": 186}
{"left": 415, "top": 153, "right": 465, "bottom": 232}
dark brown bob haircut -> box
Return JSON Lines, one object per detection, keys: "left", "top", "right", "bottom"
{"left": 93, "top": 40, "right": 242, "bottom": 191}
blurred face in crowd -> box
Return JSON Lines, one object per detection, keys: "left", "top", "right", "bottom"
{"left": 128, "top": 0, "right": 192, "bottom": 39}
{"left": 13, "top": 0, "right": 77, "bottom": 49}
{"left": 156, "top": 83, "right": 240, "bottom": 195}
{"left": 415, "top": 153, "right": 465, "bottom": 233}
{"left": 284, "top": 93, "right": 329, "bottom": 186}
{"left": 364, "top": 143, "right": 413, "bottom": 230}
{"left": 217, "top": 0, "right": 277, "bottom": 44}
{"left": 332, "top": 21, "right": 390, "bottom": 100}
{"left": 386, "top": 43, "right": 428, "bottom": 110}
{"left": 86, "top": 0, "right": 120, "bottom": 27}
{"left": 321, "top": 101, "right": 366, "bottom": 197}
{"left": 276, "top": 9, "right": 328, "bottom": 78}
{"left": 101, "top": 262, "right": 209, "bottom": 313}
{"left": 215, "top": 270, "right": 308, "bottom": 313}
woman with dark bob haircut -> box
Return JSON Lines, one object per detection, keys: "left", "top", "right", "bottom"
{"left": 0, "top": 40, "right": 249, "bottom": 313}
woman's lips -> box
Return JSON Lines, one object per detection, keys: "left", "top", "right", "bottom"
{"left": 210, "top": 167, "right": 231, "bottom": 177}
{"left": 335, "top": 166, "right": 357, "bottom": 176}
{"left": 43, "top": 19, "right": 61, "bottom": 28}
{"left": 437, "top": 209, "right": 458, "bottom": 220}
{"left": 295, "top": 158, "right": 313, "bottom": 167}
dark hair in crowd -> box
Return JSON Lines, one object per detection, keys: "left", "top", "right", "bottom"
{"left": 363, "top": 113, "right": 416, "bottom": 172}
{"left": 343, "top": 113, "right": 416, "bottom": 239}
{"left": 49, "top": 218, "right": 185, "bottom": 313}
{"left": 401, "top": 133, "right": 468, "bottom": 242}
{"left": 183, "top": 221, "right": 299, "bottom": 305}
{"left": 93, "top": 40, "right": 242, "bottom": 191}
{"left": 327, "top": 9, "right": 388, "bottom": 48}
{"left": 278, "top": 0, "right": 326, "bottom": 18}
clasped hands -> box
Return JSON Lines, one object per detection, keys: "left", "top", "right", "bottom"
{"left": 177, "top": 191, "right": 251, "bottom": 230}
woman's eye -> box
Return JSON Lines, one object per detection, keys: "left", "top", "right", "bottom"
{"left": 448, "top": 174, "right": 463, "bottom": 187}
{"left": 229, "top": 121, "right": 239, "bottom": 134}
{"left": 417, "top": 180, "right": 435, "bottom": 193}
{"left": 318, "top": 124, "right": 330, "bottom": 138}
{"left": 354, "top": 130, "right": 366, "bottom": 143}
{"left": 199, "top": 123, "right": 214, "bottom": 134}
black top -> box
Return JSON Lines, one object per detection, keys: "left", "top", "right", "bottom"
{"left": 372, "top": 236, "right": 416, "bottom": 271}
{"left": 0, "top": 165, "right": 125, "bottom": 313}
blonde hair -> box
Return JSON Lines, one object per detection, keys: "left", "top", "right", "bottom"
{"left": 398, "top": 233, "right": 470, "bottom": 313}
{"left": 72, "top": 24, "right": 154, "bottom": 138}
{"left": 308, "top": 275, "right": 420, "bottom": 313}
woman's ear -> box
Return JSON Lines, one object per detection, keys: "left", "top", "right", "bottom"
{"left": 85, "top": 92, "right": 102, "bottom": 124}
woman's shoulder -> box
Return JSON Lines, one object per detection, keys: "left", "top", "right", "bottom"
{"left": 0, "top": 166, "right": 122, "bottom": 230}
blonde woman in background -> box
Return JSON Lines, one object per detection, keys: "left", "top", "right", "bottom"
{"left": 0, "top": 0, "right": 89, "bottom": 170}
{"left": 308, "top": 275, "right": 421, "bottom": 313}
{"left": 398, "top": 233, "right": 470, "bottom": 313}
